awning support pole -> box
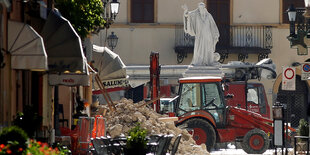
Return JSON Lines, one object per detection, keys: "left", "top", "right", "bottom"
{"left": 94, "top": 74, "right": 115, "bottom": 112}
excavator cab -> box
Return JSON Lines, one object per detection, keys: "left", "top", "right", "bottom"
{"left": 175, "top": 77, "right": 227, "bottom": 127}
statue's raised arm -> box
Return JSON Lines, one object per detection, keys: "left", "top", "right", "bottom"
{"left": 182, "top": 4, "right": 190, "bottom": 34}
{"left": 182, "top": 4, "right": 188, "bottom": 17}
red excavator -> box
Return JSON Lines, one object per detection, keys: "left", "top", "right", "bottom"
{"left": 149, "top": 54, "right": 295, "bottom": 154}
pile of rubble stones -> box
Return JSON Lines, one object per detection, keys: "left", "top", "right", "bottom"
{"left": 101, "top": 98, "right": 209, "bottom": 155}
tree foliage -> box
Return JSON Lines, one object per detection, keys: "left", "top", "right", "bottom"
{"left": 55, "top": 0, "right": 105, "bottom": 39}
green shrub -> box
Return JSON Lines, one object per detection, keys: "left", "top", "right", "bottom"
{"left": 126, "top": 123, "right": 148, "bottom": 150}
{"left": 298, "top": 119, "right": 309, "bottom": 137}
{"left": 0, "top": 126, "right": 28, "bottom": 154}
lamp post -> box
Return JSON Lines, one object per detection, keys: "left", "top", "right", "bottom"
{"left": 110, "top": 0, "right": 120, "bottom": 20}
{"left": 305, "top": 0, "right": 310, "bottom": 18}
{"left": 287, "top": 4, "right": 297, "bottom": 37}
{"left": 286, "top": 0, "right": 310, "bottom": 55}
{"left": 102, "top": 0, "right": 120, "bottom": 28}
{"left": 101, "top": 0, "right": 119, "bottom": 48}
{"left": 107, "top": 31, "right": 118, "bottom": 51}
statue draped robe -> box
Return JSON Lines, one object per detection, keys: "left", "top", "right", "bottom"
{"left": 184, "top": 8, "right": 219, "bottom": 66}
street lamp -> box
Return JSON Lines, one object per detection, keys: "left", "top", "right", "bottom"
{"left": 286, "top": 0, "right": 310, "bottom": 55}
{"left": 110, "top": 0, "right": 120, "bottom": 20}
{"left": 102, "top": 0, "right": 120, "bottom": 28}
{"left": 107, "top": 31, "right": 118, "bottom": 51}
{"left": 287, "top": 5, "right": 296, "bottom": 37}
{"left": 305, "top": 0, "right": 310, "bottom": 18}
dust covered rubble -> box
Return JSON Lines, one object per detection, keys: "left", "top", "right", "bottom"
{"left": 103, "top": 98, "right": 210, "bottom": 155}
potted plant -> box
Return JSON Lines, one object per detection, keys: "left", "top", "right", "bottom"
{"left": 296, "top": 119, "right": 309, "bottom": 152}
{"left": 125, "top": 123, "right": 148, "bottom": 155}
{"left": 0, "top": 126, "right": 28, "bottom": 155}
{"left": 298, "top": 119, "right": 309, "bottom": 138}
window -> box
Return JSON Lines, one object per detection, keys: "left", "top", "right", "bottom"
{"left": 282, "top": 0, "right": 304, "bottom": 23}
{"left": 202, "top": 83, "right": 223, "bottom": 109}
{"left": 247, "top": 88, "right": 259, "bottom": 104}
{"left": 160, "top": 99, "right": 175, "bottom": 113}
{"left": 131, "top": 0, "right": 154, "bottom": 23}
{"left": 207, "top": 0, "right": 230, "bottom": 47}
{"left": 201, "top": 83, "right": 225, "bottom": 125}
{"left": 258, "top": 86, "right": 267, "bottom": 114}
{"left": 178, "top": 83, "right": 201, "bottom": 115}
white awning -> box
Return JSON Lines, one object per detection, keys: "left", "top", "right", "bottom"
{"left": 41, "top": 9, "right": 90, "bottom": 86}
{"left": 8, "top": 20, "right": 48, "bottom": 70}
{"left": 92, "top": 45, "right": 127, "bottom": 89}
{"left": 41, "top": 9, "right": 87, "bottom": 74}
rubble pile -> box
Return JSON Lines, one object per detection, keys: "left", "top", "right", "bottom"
{"left": 102, "top": 98, "right": 210, "bottom": 155}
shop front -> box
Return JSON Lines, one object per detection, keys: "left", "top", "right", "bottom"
{"left": 3, "top": 19, "right": 49, "bottom": 139}
{"left": 41, "top": 9, "right": 91, "bottom": 142}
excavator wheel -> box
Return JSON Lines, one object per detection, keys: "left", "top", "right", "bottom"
{"left": 241, "top": 128, "right": 269, "bottom": 154}
{"left": 185, "top": 118, "right": 216, "bottom": 151}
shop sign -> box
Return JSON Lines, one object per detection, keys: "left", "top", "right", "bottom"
{"left": 48, "top": 74, "right": 90, "bottom": 86}
{"left": 102, "top": 78, "right": 129, "bottom": 88}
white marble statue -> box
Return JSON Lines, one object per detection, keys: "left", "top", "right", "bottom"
{"left": 182, "top": 2, "right": 220, "bottom": 66}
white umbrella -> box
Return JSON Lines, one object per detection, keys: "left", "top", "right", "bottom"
{"left": 92, "top": 45, "right": 128, "bottom": 89}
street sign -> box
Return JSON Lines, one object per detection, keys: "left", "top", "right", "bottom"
{"left": 282, "top": 67, "right": 296, "bottom": 91}
{"left": 301, "top": 63, "right": 310, "bottom": 80}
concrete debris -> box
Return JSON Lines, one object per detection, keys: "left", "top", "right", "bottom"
{"left": 101, "top": 98, "right": 210, "bottom": 155}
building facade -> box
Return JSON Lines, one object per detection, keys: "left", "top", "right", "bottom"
{"left": 92, "top": 0, "right": 310, "bottom": 127}
{"left": 0, "top": 0, "right": 92, "bottom": 143}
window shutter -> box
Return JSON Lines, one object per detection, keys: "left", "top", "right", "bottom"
{"left": 131, "top": 0, "right": 154, "bottom": 23}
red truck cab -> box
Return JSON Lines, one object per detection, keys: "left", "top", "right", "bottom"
{"left": 224, "top": 81, "right": 270, "bottom": 119}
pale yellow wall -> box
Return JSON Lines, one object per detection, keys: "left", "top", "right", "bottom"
{"left": 115, "top": 0, "right": 203, "bottom": 24}
{"left": 114, "top": 0, "right": 128, "bottom": 23}
{"left": 233, "top": 0, "right": 280, "bottom": 24}
{"left": 94, "top": 28, "right": 188, "bottom": 65}
{"left": 102, "top": 0, "right": 212, "bottom": 66}
{"left": 158, "top": 0, "right": 203, "bottom": 23}
{"left": 270, "top": 28, "right": 309, "bottom": 74}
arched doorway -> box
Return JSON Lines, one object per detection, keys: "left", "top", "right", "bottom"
{"left": 277, "top": 75, "right": 308, "bottom": 128}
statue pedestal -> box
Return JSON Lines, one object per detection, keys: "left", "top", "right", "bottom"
{"left": 183, "top": 65, "right": 223, "bottom": 77}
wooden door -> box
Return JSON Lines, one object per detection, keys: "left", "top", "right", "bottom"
{"left": 207, "top": 0, "right": 230, "bottom": 49}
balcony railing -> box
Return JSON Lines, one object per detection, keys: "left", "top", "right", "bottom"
{"left": 175, "top": 24, "right": 273, "bottom": 63}
{"left": 230, "top": 25, "right": 272, "bottom": 49}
